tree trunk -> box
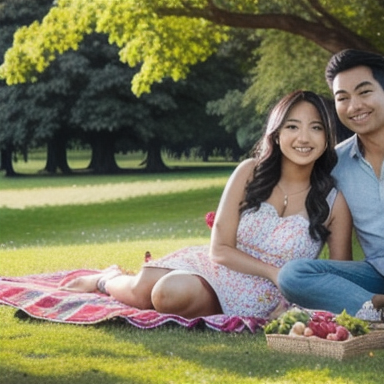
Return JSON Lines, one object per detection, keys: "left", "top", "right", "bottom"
{"left": 141, "top": 139, "right": 169, "bottom": 172}
{"left": 88, "top": 132, "right": 120, "bottom": 174}
{"left": 44, "top": 134, "right": 71, "bottom": 174}
{"left": 0, "top": 147, "right": 17, "bottom": 177}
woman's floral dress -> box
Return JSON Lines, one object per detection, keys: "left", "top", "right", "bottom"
{"left": 145, "top": 190, "right": 336, "bottom": 317}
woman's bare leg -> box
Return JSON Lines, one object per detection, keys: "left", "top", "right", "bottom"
{"left": 150, "top": 271, "right": 222, "bottom": 318}
{"left": 105, "top": 267, "right": 171, "bottom": 309}
{"left": 61, "top": 267, "right": 222, "bottom": 317}
{"left": 61, "top": 266, "right": 172, "bottom": 310}
{"left": 61, "top": 265, "right": 121, "bottom": 293}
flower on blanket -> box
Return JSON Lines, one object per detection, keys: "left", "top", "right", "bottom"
{"left": 205, "top": 211, "right": 216, "bottom": 229}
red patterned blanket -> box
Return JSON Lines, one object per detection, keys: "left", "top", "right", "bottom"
{"left": 0, "top": 269, "right": 266, "bottom": 333}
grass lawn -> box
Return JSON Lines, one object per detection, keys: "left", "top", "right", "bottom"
{"left": 0, "top": 158, "right": 383, "bottom": 384}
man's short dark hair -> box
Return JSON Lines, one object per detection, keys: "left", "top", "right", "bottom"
{"left": 325, "top": 49, "right": 384, "bottom": 90}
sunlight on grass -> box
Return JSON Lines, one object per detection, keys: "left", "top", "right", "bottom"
{"left": 0, "top": 239, "right": 208, "bottom": 276}
{"left": 283, "top": 369, "right": 352, "bottom": 384}
{"left": 0, "top": 177, "right": 228, "bottom": 208}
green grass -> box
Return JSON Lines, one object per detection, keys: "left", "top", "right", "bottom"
{"left": 0, "top": 188, "right": 222, "bottom": 249}
{"left": 0, "top": 164, "right": 382, "bottom": 384}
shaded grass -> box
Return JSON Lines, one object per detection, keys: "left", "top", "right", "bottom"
{"left": 1, "top": 300, "right": 383, "bottom": 384}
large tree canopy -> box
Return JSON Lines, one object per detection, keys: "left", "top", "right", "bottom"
{"left": 1, "top": 0, "right": 383, "bottom": 96}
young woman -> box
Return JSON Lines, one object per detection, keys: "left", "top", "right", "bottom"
{"left": 62, "top": 90, "right": 352, "bottom": 319}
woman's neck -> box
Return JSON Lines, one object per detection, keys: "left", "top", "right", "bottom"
{"left": 279, "top": 162, "right": 313, "bottom": 188}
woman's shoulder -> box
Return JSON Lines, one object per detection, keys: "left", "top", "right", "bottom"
{"left": 236, "top": 158, "right": 257, "bottom": 173}
{"left": 230, "top": 158, "right": 257, "bottom": 183}
{"left": 326, "top": 188, "right": 351, "bottom": 223}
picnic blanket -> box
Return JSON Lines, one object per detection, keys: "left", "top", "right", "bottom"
{"left": 0, "top": 269, "right": 267, "bottom": 333}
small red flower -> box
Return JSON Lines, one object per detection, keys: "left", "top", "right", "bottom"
{"left": 205, "top": 211, "right": 216, "bottom": 229}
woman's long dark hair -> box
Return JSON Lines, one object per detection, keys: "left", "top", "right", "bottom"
{"left": 241, "top": 90, "right": 337, "bottom": 242}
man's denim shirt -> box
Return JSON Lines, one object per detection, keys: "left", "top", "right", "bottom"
{"left": 331, "top": 134, "right": 384, "bottom": 276}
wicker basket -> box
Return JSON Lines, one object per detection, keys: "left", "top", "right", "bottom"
{"left": 266, "top": 331, "right": 384, "bottom": 360}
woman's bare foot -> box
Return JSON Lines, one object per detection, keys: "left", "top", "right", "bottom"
{"left": 60, "top": 265, "right": 122, "bottom": 293}
{"left": 60, "top": 273, "right": 102, "bottom": 292}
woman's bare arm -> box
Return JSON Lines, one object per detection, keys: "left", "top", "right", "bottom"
{"left": 209, "top": 159, "right": 280, "bottom": 285}
{"left": 326, "top": 192, "right": 353, "bottom": 261}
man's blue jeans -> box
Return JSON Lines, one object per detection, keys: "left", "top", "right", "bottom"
{"left": 278, "top": 259, "right": 384, "bottom": 315}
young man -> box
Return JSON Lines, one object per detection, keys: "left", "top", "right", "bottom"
{"left": 278, "top": 49, "right": 384, "bottom": 321}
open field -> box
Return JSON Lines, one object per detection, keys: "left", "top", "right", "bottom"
{"left": 0, "top": 160, "right": 382, "bottom": 384}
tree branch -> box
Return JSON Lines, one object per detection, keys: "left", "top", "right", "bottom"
{"left": 156, "top": 1, "right": 378, "bottom": 54}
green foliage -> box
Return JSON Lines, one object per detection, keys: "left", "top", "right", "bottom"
{"left": 0, "top": 0, "right": 56, "bottom": 154}
{"left": 208, "top": 29, "right": 332, "bottom": 132}
{"left": 0, "top": 0, "right": 228, "bottom": 95}
{"left": 101, "top": 6, "right": 227, "bottom": 95}
{"left": 245, "top": 31, "right": 331, "bottom": 113}
{"left": 320, "top": 0, "right": 384, "bottom": 51}
{"left": 207, "top": 89, "right": 264, "bottom": 151}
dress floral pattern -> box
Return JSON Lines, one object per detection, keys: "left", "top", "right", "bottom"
{"left": 146, "top": 193, "right": 335, "bottom": 317}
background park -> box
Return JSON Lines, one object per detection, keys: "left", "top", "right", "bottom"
{"left": 0, "top": 1, "right": 383, "bottom": 383}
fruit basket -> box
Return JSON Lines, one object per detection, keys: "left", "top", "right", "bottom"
{"left": 266, "top": 330, "right": 384, "bottom": 360}
{"left": 264, "top": 308, "right": 384, "bottom": 360}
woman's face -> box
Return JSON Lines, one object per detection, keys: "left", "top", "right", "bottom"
{"left": 278, "top": 101, "right": 327, "bottom": 167}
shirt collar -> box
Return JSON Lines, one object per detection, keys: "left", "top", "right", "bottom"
{"left": 349, "top": 135, "right": 365, "bottom": 158}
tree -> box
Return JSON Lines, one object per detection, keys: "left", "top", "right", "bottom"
{"left": 0, "top": 0, "right": 53, "bottom": 175}
{"left": 1, "top": 0, "right": 383, "bottom": 97}
{"left": 208, "top": 89, "right": 265, "bottom": 154}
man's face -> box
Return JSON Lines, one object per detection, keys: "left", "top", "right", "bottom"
{"left": 333, "top": 65, "right": 384, "bottom": 137}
